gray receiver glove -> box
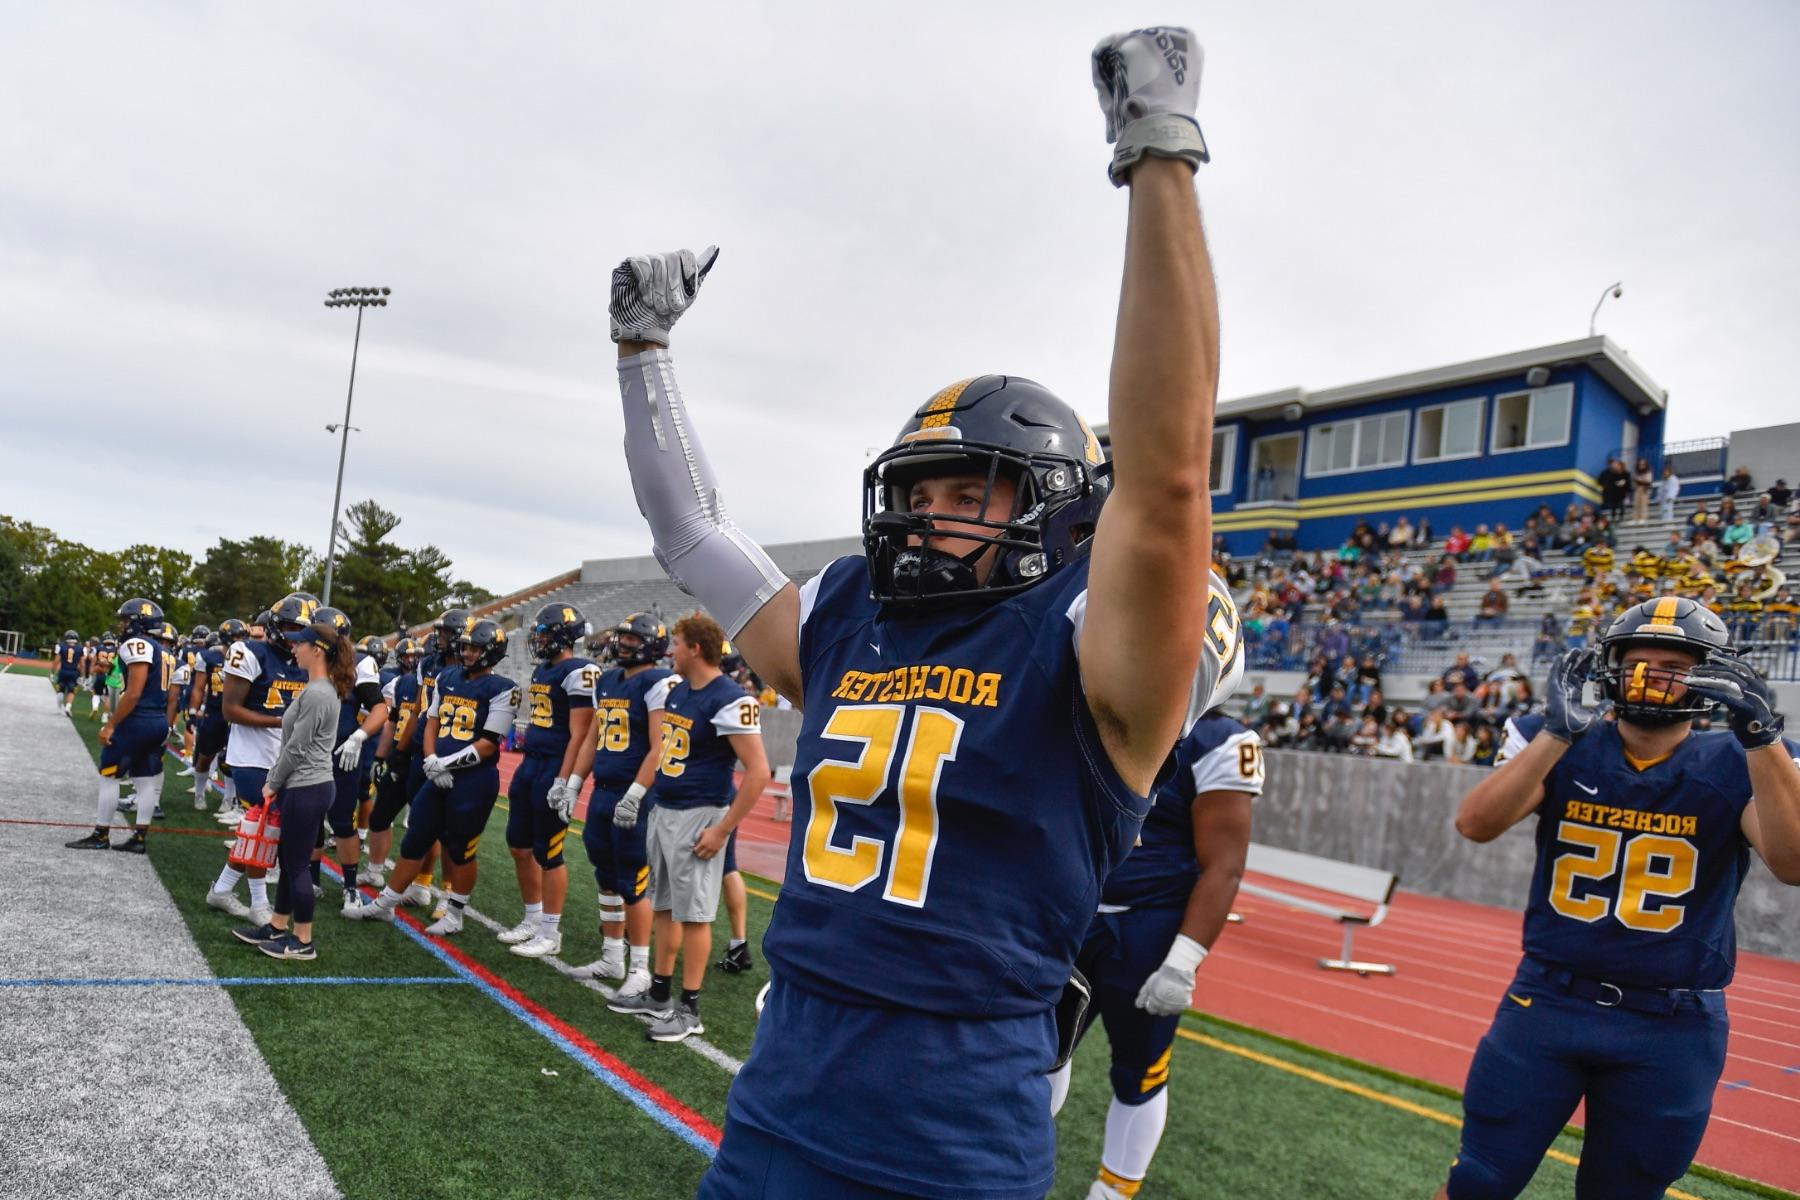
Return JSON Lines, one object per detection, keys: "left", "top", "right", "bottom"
{"left": 1092, "top": 27, "right": 1208, "bottom": 186}
{"left": 610, "top": 247, "right": 720, "bottom": 346}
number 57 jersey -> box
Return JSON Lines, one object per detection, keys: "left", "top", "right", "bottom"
{"left": 764, "top": 555, "right": 1243, "bottom": 1016}
{"left": 1505, "top": 713, "right": 1798, "bottom": 989}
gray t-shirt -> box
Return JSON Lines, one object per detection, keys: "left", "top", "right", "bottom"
{"left": 266, "top": 677, "right": 340, "bottom": 793}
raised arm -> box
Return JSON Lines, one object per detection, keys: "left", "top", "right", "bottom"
{"left": 1080, "top": 29, "right": 1220, "bottom": 791}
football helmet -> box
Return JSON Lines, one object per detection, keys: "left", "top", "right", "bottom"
{"left": 393, "top": 637, "right": 422, "bottom": 672}
{"left": 115, "top": 598, "right": 165, "bottom": 640}
{"left": 291, "top": 591, "right": 322, "bottom": 607}
{"left": 721, "top": 639, "right": 745, "bottom": 677}
{"left": 357, "top": 635, "right": 388, "bottom": 667}
{"left": 314, "top": 606, "right": 352, "bottom": 635}
{"left": 611, "top": 612, "right": 669, "bottom": 666}
{"left": 863, "top": 375, "right": 1110, "bottom": 605}
{"left": 531, "top": 603, "right": 591, "bottom": 662}
{"left": 1596, "top": 596, "right": 1730, "bottom": 727}
{"left": 190, "top": 624, "right": 212, "bottom": 642}
{"left": 101, "top": 636, "right": 118, "bottom": 652}
{"left": 435, "top": 609, "right": 474, "bottom": 658}
{"left": 155, "top": 621, "right": 178, "bottom": 647}
{"left": 266, "top": 594, "right": 320, "bottom": 657}
{"left": 251, "top": 608, "right": 274, "bottom": 631}
{"left": 218, "top": 618, "right": 249, "bottom": 645}
{"left": 62, "top": 629, "right": 79, "bottom": 643}
{"left": 204, "top": 632, "right": 222, "bottom": 648}
{"left": 457, "top": 619, "right": 508, "bottom": 672}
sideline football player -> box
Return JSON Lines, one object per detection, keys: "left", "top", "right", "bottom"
{"left": 1438, "top": 598, "right": 1800, "bottom": 1199}
{"left": 66, "top": 600, "right": 172, "bottom": 853}
{"left": 54, "top": 630, "right": 82, "bottom": 715}
{"left": 1051, "top": 708, "right": 1258, "bottom": 1200}
{"left": 570, "top": 612, "right": 673, "bottom": 986}
{"left": 607, "top": 26, "right": 1237, "bottom": 1195}
{"left": 496, "top": 603, "right": 599, "bottom": 958}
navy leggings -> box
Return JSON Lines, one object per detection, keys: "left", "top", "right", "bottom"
{"left": 272, "top": 781, "right": 335, "bottom": 925}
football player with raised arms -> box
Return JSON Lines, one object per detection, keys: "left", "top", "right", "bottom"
{"left": 495, "top": 603, "right": 599, "bottom": 958}
{"left": 66, "top": 600, "right": 173, "bottom": 854}
{"left": 608, "top": 26, "right": 1235, "bottom": 1197}
{"left": 569, "top": 611, "right": 673, "bottom": 987}
{"left": 202, "top": 594, "right": 315, "bottom": 923}
{"left": 1438, "top": 598, "right": 1800, "bottom": 1200}
{"left": 349, "top": 618, "right": 519, "bottom": 933}
{"left": 1051, "top": 708, "right": 1258, "bottom": 1200}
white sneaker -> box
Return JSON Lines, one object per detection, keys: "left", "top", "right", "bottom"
{"left": 341, "top": 892, "right": 388, "bottom": 920}
{"left": 249, "top": 903, "right": 274, "bottom": 927}
{"left": 497, "top": 916, "right": 540, "bottom": 945}
{"left": 216, "top": 808, "right": 243, "bottom": 826}
{"left": 193, "top": 791, "right": 208, "bottom": 810}
{"left": 431, "top": 896, "right": 450, "bottom": 921}
{"left": 425, "top": 908, "right": 463, "bottom": 936}
{"left": 573, "top": 954, "right": 626, "bottom": 981}
{"left": 511, "top": 929, "right": 563, "bottom": 959}
{"left": 178, "top": 764, "right": 195, "bottom": 777}
{"left": 359, "top": 865, "right": 386, "bottom": 890}
{"left": 402, "top": 883, "right": 432, "bottom": 907}
{"left": 204, "top": 888, "right": 249, "bottom": 918}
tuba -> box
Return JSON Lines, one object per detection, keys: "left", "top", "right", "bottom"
{"left": 1737, "top": 535, "right": 1786, "bottom": 600}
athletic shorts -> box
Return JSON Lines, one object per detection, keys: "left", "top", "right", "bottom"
{"left": 100, "top": 717, "right": 170, "bottom": 779}
{"left": 646, "top": 803, "right": 727, "bottom": 924}
{"left": 327, "top": 760, "right": 366, "bottom": 838}
{"left": 56, "top": 669, "right": 79, "bottom": 694}
{"left": 507, "top": 753, "right": 570, "bottom": 867}
{"left": 195, "top": 712, "right": 230, "bottom": 759}
{"left": 582, "top": 782, "right": 652, "bottom": 902}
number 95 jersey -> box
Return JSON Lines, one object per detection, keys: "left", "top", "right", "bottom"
{"left": 1504, "top": 713, "right": 1797, "bottom": 989}
{"left": 765, "top": 555, "right": 1243, "bottom": 1016}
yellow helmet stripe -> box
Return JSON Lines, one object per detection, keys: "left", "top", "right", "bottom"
{"left": 918, "top": 378, "right": 975, "bottom": 430}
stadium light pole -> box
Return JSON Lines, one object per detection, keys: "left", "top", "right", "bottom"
{"left": 1588, "top": 281, "right": 1623, "bottom": 338}
{"left": 320, "top": 286, "right": 391, "bottom": 606}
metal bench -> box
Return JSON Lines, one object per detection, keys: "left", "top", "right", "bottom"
{"left": 1237, "top": 842, "right": 1400, "bottom": 976}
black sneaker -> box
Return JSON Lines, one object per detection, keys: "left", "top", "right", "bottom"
{"left": 230, "top": 922, "right": 283, "bottom": 946}
{"left": 113, "top": 834, "right": 147, "bottom": 854}
{"left": 258, "top": 933, "right": 317, "bottom": 961}
{"left": 152, "top": 806, "right": 165, "bottom": 821}
{"left": 715, "top": 942, "right": 755, "bottom": 974}
{"left": 65, "top": 829, "right": 111, "bottom": 850}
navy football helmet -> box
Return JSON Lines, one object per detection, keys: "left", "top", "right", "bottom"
{"left": 1596, "top": 596, "right": 1730, "bottom": 727}
{"left": 205, "top": 632, "right": 222, "bottom": 649}
{"left": 190, "top": 624, "right": 211, "bottom": 642}
{"left": 218, "top": 618, "right": 249, "bottom": 645}
{"left": 154, "top": 621, "right": 178, "bottom": 647}
{"left": 356, "top": 635, "right": 388, "bottom": 667}
{"left": 115, "top": 598, "right": 164, "bottom": 640}
{"left": 611, "top": 612, "right": 669, "bottom": 666}
{"left": 531, "top": 603, "right": 592, "bottom": 662}
{"left": 720, "top": 639, "right": 745, "bottom": 677}
{"left": 863, "top": 375, "right": 1110, "bottom": 605}
{"left": 435, "top": 609, "right": 474, "bottom": 659}
{"left": 62, "top": 629, "right": 79, "bottom": 643}
{"left": 457, "top": 619, "right": 508, "bottom": 672}
{"left": 314, "top": 606, "right": 352, "bottom": 635}
{"left": 266, "top": 594, "right": 320, "bottom": 657}
{"left": 393, "top": 637, "right": 422, "bottom": 672}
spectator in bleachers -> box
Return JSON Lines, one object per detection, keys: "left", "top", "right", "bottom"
{"left": 1361, "top": 687, "right": 1388, "bottom": 727}
{"left": 1630, "top": 457, "right": 1655, "bottom": 523}
{"left": 1290, "top": 709, "right": 1323, "bottom": 751}
{"left": 1241, "top": 682, "right": 1270, "bottom": 728}
{"left": 1444, "top": 526, "right": 1471, "bottom": 559}
{"left": 1598, "top": 457, "right": 1630, "bottom": 521}
{"left": 1532, "top": 612, "right": 1563, "bottom": 662}
{"left": 1468, "top": 524, "right": 1493, "bottom": 562}
{"left": 1443, "top": 652, "right": 1480, "bottom": 692}
{"left": 1414, "top": 516, "right": 1433, "bottom": 547}
{"left": 1659, "top": 463, "right": 1682, "bottom": 521}
{"left": 1445, "top": 720, "right": 1479, "bottom": 765}
{"left": 1721, "top": 464, "right": 1754, "bottom": 497}
{"left": 1376, "top": 713, "right": 1414, "bottom": 762}
{"left": 1322, "top": 710, "right": 1357, "bottom": 753}
{"left": 1476, "top": 579, "right": 1509, "bottom": 624}
{"left": 1413, "top": 709, "right": 1453, "bottom": 760}
{"left": 1431, "top": 556, "right": 1457, "bottom": 595}
{"left": 1350, "top": 717, "right": 1381, "bottom": 756}
{"left": 1724, "top": 511, "right": 1755, "bottom": 552}
{"left": 1398, "top": 593, "right": 1429, "bottom": 627}
{"left": 1468, "top": 724, "right": 1499, "bottom": 767}
{"left": 1443, "top": 680, "right": 1478, "bottom": 724}
{"left": 1389, "top": 515, "right": 1414, "bottom": 548}
{"left": 1423, "top": 592, "right": 1449, "bottom": 627}
{"left": 1488, "top": 523, "right": 1517, "bottom": 577}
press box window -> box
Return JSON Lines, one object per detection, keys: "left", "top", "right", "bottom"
{"left": 1414, "top": 397, "right": 1485, "bottom": 464}
{"left": 1305, "top": 411, "right": 1408, "bottom": 477}
{"left": 1491, "top": 384, "right": 1572, "bottom": 453}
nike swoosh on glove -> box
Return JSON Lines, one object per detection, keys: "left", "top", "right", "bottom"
{"left": 1542, "top": 647, "right": 1602, "bottom": 743}
{"left": 1683, "top": 655, "right": 1785, "bottom": 748}
{"left": 609, "top": 246, "right": 719, "bottom": 346}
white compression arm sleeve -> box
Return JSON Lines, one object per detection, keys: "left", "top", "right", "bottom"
{"left": 618, "top": 349, "right": 790, "bottom": 637}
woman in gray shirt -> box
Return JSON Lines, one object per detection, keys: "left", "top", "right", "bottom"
{"left": 230, "top": 619, "right": 356, "bottom": 960}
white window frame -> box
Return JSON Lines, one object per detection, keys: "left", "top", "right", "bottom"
{"left": 1489, "top": 383, "right": 1573, "bottom": 454}
{"left": 1304, "top": 411, "right": 1410, "bottom": 478}
{"left": 1412, "top": 396, "right": 1486, "bottom": 465}
{"left": 1210, "top": 425, "right": 1238, "bottom": 497}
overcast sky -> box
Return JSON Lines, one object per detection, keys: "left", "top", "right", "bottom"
{"left": 4, "top": 2, "right": 1797, "bottom": 593}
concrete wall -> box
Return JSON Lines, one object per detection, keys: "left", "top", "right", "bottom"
{"left": 1725, "top": 422, "right": 1800, "bottom": 495}
{"left": 1253, "top": 749, "right": 1798, "bottom": 962}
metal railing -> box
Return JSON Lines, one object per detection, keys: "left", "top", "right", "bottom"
{"left": 1614, "top": 438, "right": 1728, "bottom": 494}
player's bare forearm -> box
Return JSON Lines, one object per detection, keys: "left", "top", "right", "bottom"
{"left": 359, "top": 703, "right": 387, "bottom": 737}
{"left": 632, "top": 722, "right": 666, "bottom": 791}
{"left": 223, "top": 678, "right": 280, "bottom": 728}
{"left": 1081, "top": 158, "right": 1219, "bottom": 787}
{"left": 1744, "top": 744, "right": 1800, "bottom": 883}
{"left": 733, "top": 585, "right": 804, "bottom": 708}
{"left": 562, "top": 710, "right": 597, "bottom": 779}
{"left": 618, "top": 338, "right": 659, "bottom": 357}
{"left": 1183, "top": 792, "right": 1253, "bottom": 949}
{"left": 719, "top": 737, "right": 771, "bottom": 835}
{"left": 422, "top": 719, "right": 438, "bottom": 760}
{"left": 375, "top": 723, "right": 396, "bottom": 759}
{"left": 1455, "top": 732, "right": 1565, "bottom": 841}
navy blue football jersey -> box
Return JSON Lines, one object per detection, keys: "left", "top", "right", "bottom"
{"left": 56, "top": 643, "right": 82, "bottom": 672}
{"left": 432, "top": 669, "right": 519, "bottom": 759}
{"left": 1103, "top": 713, "right": 1265, "bottom": 911}
{"left": 388, "top": 672, "right": 423, "bottom": 751}
{"left": 654, "top": 673, "right": 759, "bottom": 809}
{"left": 198, "top": 646, "right": 227, "bottom": 714}
{"left": 1501, "top": 713, "right": 1789, "bottom": 989}
{"left": 114, "top": 635, "right": 169, "bottom": 720}
{"left": 592, "top": 665, "right": 676, "bottom": 788}
{"left": 523, "top": 656, "right": 598, "bottom": 759}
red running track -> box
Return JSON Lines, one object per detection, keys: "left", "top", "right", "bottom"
{"left": 499, "top": 752, "right": 1800, "bottom": 1191}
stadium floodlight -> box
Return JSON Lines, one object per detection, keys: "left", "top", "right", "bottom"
{"left": 320, "top": 285, "right": 392, "bottom": 606}
{"left": 1588, "top": 281, "right": 1623, "bottom": 338}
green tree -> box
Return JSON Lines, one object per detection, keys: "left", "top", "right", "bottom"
{"left": 0, "top": 518, "right": 117, "bottom": 648}
{"left": 110, "top": 544, "right": 198, "bottom": 630}
{"left": 306, "top": 500, "right": 493, "bottom": 637}
{"left": 194, "top": 536, "right": 314, "bottom": 625}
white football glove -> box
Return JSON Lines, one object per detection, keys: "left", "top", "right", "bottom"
{"left": 547, "top": 778, "right": 575, "bottom": 823}
{"left": 612, "top": 781, "right": 648, "bottom": 829}
{"left": 1134, "top": 933, "right": 1207, "bottom": 1016}
{"left": 335, "top": 729, "right": 368, "bottom": 773}
{"left": 1092, "top": 27, "right": 1208, "bottom": 186}
{"left": 609, "top": 246, "right": 720, "bottom": 346}
{"left": 421, "top": 755, "right": 453, "bottom": 789}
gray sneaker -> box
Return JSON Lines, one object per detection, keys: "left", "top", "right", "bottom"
{"left": 606, "top": 976, "right": 671, "bottom": 1017}
{"left": 645, "top": 1003, "right": 704, "bottom": 1043}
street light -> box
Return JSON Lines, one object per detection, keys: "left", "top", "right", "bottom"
{"left": 1588, "top": 281, "right": 1623, "bottom": 338}
{"left": 320, "top": 286, "right": 391, "bottom": 606}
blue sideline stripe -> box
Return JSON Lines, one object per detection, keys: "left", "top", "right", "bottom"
{"left": 320, "top": 862, "right": 716, "bottom": 1158}
{"left": 0, "top": 976, "right": 468, "bottom": 988}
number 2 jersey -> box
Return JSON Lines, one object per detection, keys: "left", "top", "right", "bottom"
{"left": 1501, "top": 713, "right": 1797, "bottom": 989}
{"left": 733, "top": 554, "right": 1242, "bottom": 1198}
{"left": 591, "top": 666, "right": 675, "bottom": 790}
{"left": 1101, "top": 711, "right": 1265, "bottom": 912}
